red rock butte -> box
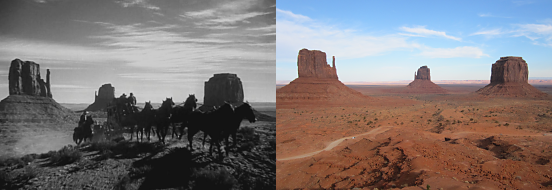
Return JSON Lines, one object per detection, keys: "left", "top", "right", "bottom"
{"left": 277, "top": 49, "right": 369, "bottom": 102}
{"left": 406, "top": 66, "right": 448, "bottom": 94}
{"left": 476, "top": 56, "right": 547, "bottom": 97}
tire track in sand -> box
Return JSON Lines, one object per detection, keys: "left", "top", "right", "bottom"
{"left": 277, "top": 126, "right": 394, "bottom": 161}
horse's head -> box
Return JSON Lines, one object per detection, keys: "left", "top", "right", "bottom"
{"left": 144, "top": 101, "right": 153, "bottom": 111}
{"left": 237, "top": 101, "right": 256, "bottom": 123}
{"left": 184, "top": 94, "right": 198, "bottom": 110}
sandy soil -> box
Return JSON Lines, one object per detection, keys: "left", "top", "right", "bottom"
{"left": 277, "top": 84, "right": 552, "bottom": 189}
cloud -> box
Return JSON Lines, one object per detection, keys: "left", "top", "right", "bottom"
{"left": 400, "top": 26, "right": 462, "bottom": 41}
{"left": 478, "top": 13, "right": 511, "bottom": 18}
{"left": 277, "top": 9, "right": 418, "bottom": 60}
{"left": 117, "top": 0, "right": 160, "bottom": 10}
{"left": 470, "top": 28, "right": 504, "bottom": 36}
{"left": 418, "top": 46, "right": 489, "bottom": 58}
{"left": 512, "top": 23, "right": 552, "bottom": 45}
{"left": 276, "top": 8, "right": 311, "bottom": 22}
{"left": 182, "top": 0, "right": 272, "bottom": 27}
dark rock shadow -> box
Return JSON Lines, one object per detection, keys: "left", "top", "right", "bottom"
{"left": 131, "top": 147, "right": 193, "bottom": 190}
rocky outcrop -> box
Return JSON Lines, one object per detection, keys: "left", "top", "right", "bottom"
{"left": 9, "top": 59, "right": 52, "bottom": 98}
{"left": 85, "top": 84, "right": 115, "bottom": 111}
{"left": 203, "top": 73, "right": 244, "bottom": 107}
{"left": 1, "top": 59, "right": 72, "bottom": 123}
{"left": 477, "top": 57, "right": 546, "bottom": 97}
{"left": 278, "top": 49, "right": 370, "bottom": 102}
{"left": 297, "top": 49, "right": 338, "bottom": 79}
{"left": 406, "top": 66, "right": 448, "bottom": 94}
{"left": 415, "top": 66, "right": 431, "bottom": 80}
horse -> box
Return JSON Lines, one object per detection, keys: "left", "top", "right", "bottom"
{"left": 73, "top": 115, "right": 94, "bottom": 145}
{"left": 135, "top": 101, "right": 156, "bottom": 142}
{"left": 154, "top": 97, "right": 174, "bottom": 144}
{"left": 187, "top": 103, "right": 234, "bottom": 157}
{"left": 169, "top": 94, "right": 198, "bottom": 139}
{"left": 222, "top": 102, "right": 257, "bottom": 151}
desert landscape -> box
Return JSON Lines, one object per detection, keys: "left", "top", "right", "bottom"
{"left": 276, "top": 49, "right": 552, "bottom": 189}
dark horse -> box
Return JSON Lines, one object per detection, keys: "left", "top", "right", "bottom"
{"left": 73, "top": 115, "right": 94, "bottom": 145}
{"left": 170, "top": 94, "right": 198, "bottom": 139}
{"left": 155, "top": 97, "right": 174, "bottom": 144}
{"left": 187, "top": 103, "right": 234, "bottom": 157}
{"left": 222, "top": 102, "right": 257, "bottom": 151}
{"left": 135, "top": 101, "right": 156, "bottom": 142}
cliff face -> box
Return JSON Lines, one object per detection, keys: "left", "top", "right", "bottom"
{"left": 278, "top": 49, "right": 370, "bottom": 102}
{"left": 476, "top": 57, "right": 546, "bottom": 97}
{"left": 85, "top": 84, "right": 115, "bottom": 111}
{"left": 490, "top": 56, "right": 528, "bottom": 84}
{"left": 1, "top": 59, "right": 72, "bottom": 123}
{"left": 406, "top": 66, "right": 448, "bottom": 94}
{"left": 9, "top": 59, "right": 52, "bottom": 98}
{"left": 297, "top": 49, "right": 338, "bottom": 79}
{"left": 415, "top": 66, "right": 431, "bottom": 80}
{"left": 203, "top": 73, "right": 244, "bottom": 107}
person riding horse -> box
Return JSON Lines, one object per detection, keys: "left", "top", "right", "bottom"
{"left": 78, "top": 111, "right": 88, "bottom": 127}
{"left": 127, "top": 93, "right": 137, "bottom": 114}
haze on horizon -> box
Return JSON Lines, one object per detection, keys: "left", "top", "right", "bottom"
{"left": 276, "top": 0, "right": 552, "bottom": 83}
{"left": 0, "top": 0, "right": 276, "bottom": 104}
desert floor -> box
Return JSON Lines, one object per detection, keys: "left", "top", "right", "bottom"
{"left": 277, "top": 84, "right": 552, "bottom": 190}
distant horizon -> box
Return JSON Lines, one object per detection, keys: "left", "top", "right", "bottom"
{"left": 277, "top": 1, "right": 552, "bottom": 82}
{"left": 0, "top": 0, "right": 276, "bottom": 104}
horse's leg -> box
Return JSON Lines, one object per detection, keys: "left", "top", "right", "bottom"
{"left": 178, "top": 123, "right": 185, "bottom": 140}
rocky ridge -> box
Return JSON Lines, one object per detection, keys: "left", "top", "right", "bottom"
{"left": 476, "top": 56, "right": 547, "bottom": 97}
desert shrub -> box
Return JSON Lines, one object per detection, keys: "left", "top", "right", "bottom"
{"left": 193, "top": 168, "right": 237, "bottom": 190}
{"left": 0, "top": 156, "right": 25, "bottom": 168}
{"left": 504, "top": 123, "right": 510, "bottom": 126}
{"left": 470, "top": 118, "right": 474, "bottom": 121}
{"left": 49, "top": 145, "right": 82, "bottom": 166}
{"left": 21, "top": 166, "right": 39, "bottom": 180}
{"left": 238, "top": 127, "right": 260, "bottom": 151}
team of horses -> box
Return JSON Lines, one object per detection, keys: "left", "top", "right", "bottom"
{"left": 75, "top": 94, "right": 257, "bottom": 157}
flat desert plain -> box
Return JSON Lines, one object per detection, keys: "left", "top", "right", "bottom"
{"left": 277, "top": 84, "right": 552, "bottom": 189}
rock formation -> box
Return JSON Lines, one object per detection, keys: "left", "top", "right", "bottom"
{"left": 298, "top": 49, "right": 338, "bottom": 79}
{"left": 476, "top": 56, "right": 547, "bottom": 97}
{"left": 85, "top": 84, "right": 115, "bottom": 111}
{"left": 277, "top": 49, "right": 369, "bottom": 102}
{"left": 406, "top": 66, "right": 448, "bottom": 94}
{"left": 9, "top": 59, "right": 52, "bottom": 98}
{"left": 1, "top": 59, "right": 72, "bottom": 123}
{"left": 203, "top": 73, "right": 244, "bottom": 107}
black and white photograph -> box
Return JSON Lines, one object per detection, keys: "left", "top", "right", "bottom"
{"left": 0, "top": 0, "right": 275, "bottom": 189}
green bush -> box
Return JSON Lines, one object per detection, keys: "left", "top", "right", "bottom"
{"left": 193, "top": 168, "right": 237, "bottom": 190}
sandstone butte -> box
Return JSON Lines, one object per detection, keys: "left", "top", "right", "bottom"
{"left": 277, "top": 48, "right": 370, "bottom": 102}
{"left": 0, "top": 59, "right": 72, "bottom": 123}
{"left": 85, "top": 83, "right": 115, "bottom": 111}
{"left": 476, "top": 56, "right": 547, "bottom": 97}
{"left": 203, "top": 73, "right": 244, "bottom": 107}
{"left": 406, "top": 66, "right": 448, "bottom": 94}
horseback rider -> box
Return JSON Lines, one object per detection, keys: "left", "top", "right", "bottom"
{"left": 128, "top": 93, "right": 136, "bottom": 106}
{"left": 78, "top": 111, "right": 87, "bottom": 127}
{"left": 127, "top": 93, "right": 137, "bottom": 113}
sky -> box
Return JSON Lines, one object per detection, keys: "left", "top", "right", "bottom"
{"left": 0, "top": 0, "right": 275, "bottom": 104}
{"left": 276, "top": 0, "right": 552, "bottom": 83}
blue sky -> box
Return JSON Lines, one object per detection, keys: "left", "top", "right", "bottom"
{"left": 0, "top": 0, "right": 275, "bottom": 103}
{"left": 276, "top": 0, "right": 552, "bottom": 83}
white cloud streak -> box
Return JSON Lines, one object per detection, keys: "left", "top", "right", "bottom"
{"left": 400, "top": 26, "right": 462, "bottom": 41}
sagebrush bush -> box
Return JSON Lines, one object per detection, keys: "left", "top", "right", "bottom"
{"left": 49, "top": 145, "right": 82, "bottom": 165}
{"left": 193, "top": 168, "right": 237, "bottom": 190}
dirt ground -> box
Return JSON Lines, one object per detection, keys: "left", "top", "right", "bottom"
{"left": 276, "top": 84, "right": 552, "bottom": 189}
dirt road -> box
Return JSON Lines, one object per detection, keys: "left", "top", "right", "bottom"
{"left": 276, "top": 126, "right": 393, "bottom": 161}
